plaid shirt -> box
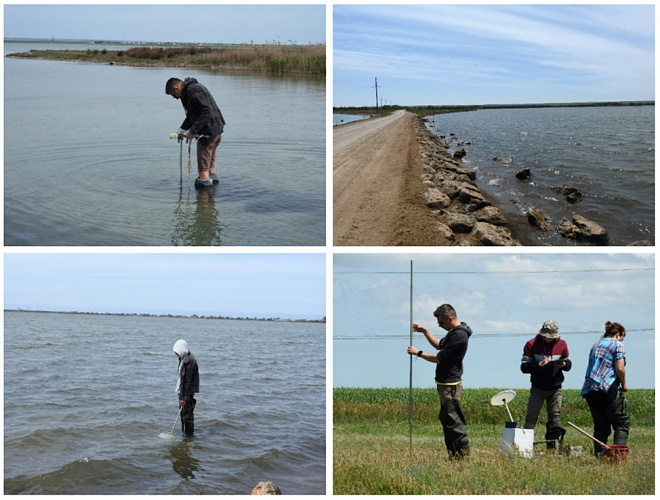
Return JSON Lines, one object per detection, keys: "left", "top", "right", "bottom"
{"left": 580, "top": 337, "right": 625, "bottom": 395}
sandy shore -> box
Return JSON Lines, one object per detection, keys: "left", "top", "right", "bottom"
{"left": 333, "top": 111, "right": 521, "bottom": 246}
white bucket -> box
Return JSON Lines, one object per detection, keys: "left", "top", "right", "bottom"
{"left": 502, "top": 426, "right": 534, "bottom": 458}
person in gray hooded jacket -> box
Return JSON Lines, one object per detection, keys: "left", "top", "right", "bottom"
{"left": 173, "top": 339, "right": 199, "bottom": 436}
{"left": 166, "top": 77, "right": 226, "bottom": 189}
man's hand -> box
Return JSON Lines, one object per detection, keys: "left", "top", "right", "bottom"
{"left": 407, "top": 346, "right": 419, "bottom": 356}
{"left": 186, "top": 130, "right": 195, "bottom": 140}
{"left": 180, "top": 399, "right": 185, "bottom": 407}
{"left": 412, "top": 323, "right": 428, "bottom": 334}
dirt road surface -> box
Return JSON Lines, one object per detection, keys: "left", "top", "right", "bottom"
{"left": 333, "top": 111, "right": 445, "bottom": 246}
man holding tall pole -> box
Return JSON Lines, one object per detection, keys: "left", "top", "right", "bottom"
{"left": 407, "top": 304, "right": 472, "bottom": 459}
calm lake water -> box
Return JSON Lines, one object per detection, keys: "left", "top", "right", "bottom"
{"left": 4, "top": 311, "right": 326, "bottom": 494}
{"left": 4, "top": 43, "right": 325, "bottom": 246}
{"left": 426, "top": 106, "right": 655, "bottom": 246}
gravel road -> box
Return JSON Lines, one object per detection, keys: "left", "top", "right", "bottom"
{"left": 333, "top": 111, "right": 445, "bottom": 246}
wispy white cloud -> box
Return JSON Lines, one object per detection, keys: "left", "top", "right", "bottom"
{"left": 335, "top": 4, "right": 654, "bottom": 105}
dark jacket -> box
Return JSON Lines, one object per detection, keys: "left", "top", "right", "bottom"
{"left": 435, "top": 322, "right": 472, "bottom": 384}
{"left": 521, "top": 334, "right": 572, "bottom": 390}
{"left": 179, "top": 354, "right": 200, "bottom": 400}
{"left": 180, "top": 78, "right": 226, "bottom": 144}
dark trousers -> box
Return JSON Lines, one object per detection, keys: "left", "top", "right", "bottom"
{"left": 437, "top": 383, "right": 469, "bottom": 457}
{"left": 181, "top": 395, "right": 196, "bottom": 436}
{"left": 583, "top": 389, "right": 629, "bottom": 455}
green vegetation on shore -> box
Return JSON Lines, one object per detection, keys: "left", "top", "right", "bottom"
{"left": 6, "top": 44, "right": 326, "bottom": 74}
{"left": 334, "top": 387, "right": 654, "bottom": 494}
{"left": 335, "top": 100, "right": 653, "bottom": 117}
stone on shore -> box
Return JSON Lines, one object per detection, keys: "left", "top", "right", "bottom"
{"left": 458, "top": 184, "right": 490, "bottom": 208}
{"left": 475, "top": 206, "right": 508, "bottom": 226}
{"left": 527, "top": 208, "right": 551, "bottom": 233}
{"left": 558, "top": 215, "right": 608, "bottom": 244}
{"left": 553, "top": 185, "right": 583, "bottom": 203}
{"left": 516, "top": 168, "right": 531, "bottom": 180}
{"left": 252, "top": 482, "right": 281, "bottom": 495}
{"left": 444, "top": 212, "right": 476, "bottom": 233}
{"left": 453, "top": 147, "right": 467, "bottom": 159}
{"left": 424, "top": 188, "right": 452, "bottom": 209}
{"left": 472, "top": 222, "right": 521, "bottom": 246}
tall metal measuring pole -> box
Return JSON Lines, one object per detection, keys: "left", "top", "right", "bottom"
{"left": 408, "top": 260, "right": 413, "bottom": 448}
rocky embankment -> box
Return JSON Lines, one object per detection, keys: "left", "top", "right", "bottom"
{"left": 416, "top": 117, "right": 652, "bottom": 246}
{"left": 415, "top": 117, "right": 521, "bottom": 246}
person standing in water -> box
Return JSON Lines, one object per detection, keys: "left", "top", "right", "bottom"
{"left": 173, "top": 339, "right": 199, "bottom": 436}
{"left": 165, "top": 77, "right": 226, "bottom": 190}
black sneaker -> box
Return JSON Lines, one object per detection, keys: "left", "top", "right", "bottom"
{"left": 210, "top": 173, "right": 219, "bottom": 184}
{"left": 194, "top": 178, "right": 213, "bottom": 189}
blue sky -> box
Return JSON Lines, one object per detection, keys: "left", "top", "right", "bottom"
{"left": 334, "top": 4, "right": 655, "bottom": 106}
{"left": 4, "top": 253, "right": 326, "bottom": 320}
{"left": 333, "top": 253, "right": 655, "bottom": 389}
{"left": 4, "top": 4, "right": 325, "bottom": 45}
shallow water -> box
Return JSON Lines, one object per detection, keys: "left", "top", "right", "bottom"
{"left": 4, "top": 311, "right": 326, "bottom": 494}
{"left": 4, "top": 46, "right": 325, "bottom": 246}
{"left": 333, "top": 113, "right": 370, "bottom": 126}
{"left": 426, "top": 106, "right": 654, "bottom": 245}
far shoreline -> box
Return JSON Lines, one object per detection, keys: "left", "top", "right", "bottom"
{"left": 5, "top": 44, "right": 326, "bottom": 75}
{"left": 4, "top": 308, "right": 326, "bottom": 324}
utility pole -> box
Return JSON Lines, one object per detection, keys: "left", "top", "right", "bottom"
{"left": 373, "top": 77, "right": 380, "bottom": 113}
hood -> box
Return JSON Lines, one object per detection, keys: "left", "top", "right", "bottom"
{"left": 183, "top": 77, "right": 198, "bottom": 88}
{"left": 454, "top": 322, "right": 473, "bottom": 337}
{"left": 173, "top": 339, "right": 190, "bottom": 360}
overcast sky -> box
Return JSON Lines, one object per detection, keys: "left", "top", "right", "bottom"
{"left": 334, "top": 252, "right": 655, "bottom": 390}
{"left": 334, "top": 4, "right": 655, "bottom": 106}
{"left": 4, "top": 253, "right": 326, "bottom": 320}
{"left": 4, "top": 4, "right": 325, "bottom": 45}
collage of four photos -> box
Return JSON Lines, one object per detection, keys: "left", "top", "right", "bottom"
{"left": 3, "top": 3, "right": 655, "bottom": 495}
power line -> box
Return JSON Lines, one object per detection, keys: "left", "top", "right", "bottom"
{"left": 335, "top": 328, "right": 654, "bottom": 341}
{"left": 335, "top": 267, "right": 654, "bottom": 276}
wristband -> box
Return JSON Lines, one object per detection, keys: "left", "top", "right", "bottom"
{"left": 417, "top": 350, "right": 423, "bottom": 357}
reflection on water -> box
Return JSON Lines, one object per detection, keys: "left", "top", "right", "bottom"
{"left": 172, "top": 185, "right": 222, "bottom": 246}
{"left": 170, "top": 438, "right": 200, "bottom": 481}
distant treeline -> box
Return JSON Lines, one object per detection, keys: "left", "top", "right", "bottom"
{"left": 6, "top": 44, "right": 326, "bottom": 74}
{"left": 335, "top": 100, "right": 654, "bottom": 116}
{"left": 5, "top": 309, "right": 325, "bottom": 324}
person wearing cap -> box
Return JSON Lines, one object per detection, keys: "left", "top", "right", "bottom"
{"left": 165, "top": 77, "right": 226, "bottom": 190}
{"left": 520, "top": 320, "right": 572, "bottom": 448}
{"left": 407, "top": 304, "right": 473, "bottom": 459}
{"left": 173, "top": 339, "right": 200, "bottom": 436}
{"left": 580, "top": 321, "right": 629, "bottom": 456}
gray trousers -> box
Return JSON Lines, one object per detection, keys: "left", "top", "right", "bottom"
{"left": 524, "top": 386, "right": 566, "bottom": 444}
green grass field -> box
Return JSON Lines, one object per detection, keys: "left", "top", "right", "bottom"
{"left": 334, "top": 388, "right": 654, "bottom": 494}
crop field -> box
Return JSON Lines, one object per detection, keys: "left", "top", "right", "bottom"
{"left": 334, "top": 388, "right": 654, "bottom": 494}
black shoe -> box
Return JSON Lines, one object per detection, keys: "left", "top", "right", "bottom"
{"left": 194, "top": 178, "right": 213, "bottom": 189}
{"left": 210, "top": 173, "right": 219, "bottom": 184}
